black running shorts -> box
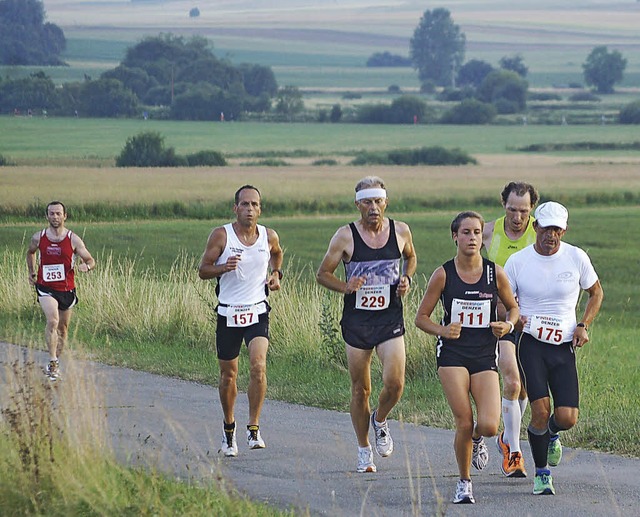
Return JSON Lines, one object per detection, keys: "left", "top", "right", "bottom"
{"left": 517, "top": 332, "right": 579, "bottom": 408}
{"left": 341, "top": 321, "right": 405, "bottom": 350}
{"left": 216, "top": 311, "right": 270, "bottom": 361}
{"left": 35, "top": 285, "right": 78, "bottom": 311}
{"left": 436, "top": 340, "right": 499, "bottom": 375}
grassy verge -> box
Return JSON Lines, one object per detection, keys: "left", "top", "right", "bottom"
{"left": 0, "top": 351, "right": 291, "bottom": 516}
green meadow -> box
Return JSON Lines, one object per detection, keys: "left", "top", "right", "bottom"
{"left": 3, "top": 116, "right": 640, "bottom": 165}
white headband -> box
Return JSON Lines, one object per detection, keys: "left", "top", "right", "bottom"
{"left": 355, "top": 188, "right": 387, "bottom": 201}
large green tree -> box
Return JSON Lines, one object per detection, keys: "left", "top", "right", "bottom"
{"left": 0, "top": 0, "right": 66, "bottom": 65}
{"left": 583, "top": 46, "right": 627, "bottom": 94}
{"left": 410, "top": 8, "right": 465, "bottom": 88}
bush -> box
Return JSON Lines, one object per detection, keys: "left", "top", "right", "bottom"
{"left": 185, "top": 150, "right": 226, "bottom": 166}
{"left": 440, "top": 99, "right": 496, "bottom": 124}
{"left": 437, "top": 87, "right": 474, "bottom": 102}
{"left": 116, "top": 132, "right": 177, "bottom": 167}
{"left": 388, "top": 84, "right": 402, "bottom": 94}
{"left": 619, "top": 100, "right": 640, "bottom": 124}
{"left": 0, "top": 153, "right": 8, "bottom": 166}
{"left": 568, "top": 91, "right": 601, "bottom": 102}
{"left": 351, "top": 146, "right": 476, "bottom": 166}
{"left": 330, "top": 104, "right": 342, "bottom": 123}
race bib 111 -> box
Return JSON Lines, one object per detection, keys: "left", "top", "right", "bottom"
{"left": 451, "top": 298, "right": 491, "bottom": 328}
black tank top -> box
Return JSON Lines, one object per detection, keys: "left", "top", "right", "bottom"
{"left": 439, "top": 258, "right": 499, "bottom": 349}
{"left": 341, "top": 219, "right": 403, "bottom": 326}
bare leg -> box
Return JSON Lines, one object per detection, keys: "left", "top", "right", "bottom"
{"left": 247, "top": 336, "right": 269, "bottom": 426}
{"left": 219, "top": 357, "right": 239, "bottom": 425}
{"left": 374, "top": 336, "right": 405, "bottom": 422}
{"left": 39, "top": 296, "right": 60, "bottom": 360}
{"left": 346, "top": 345, "right": 373, "bottom": 447}
{"left": 438, "top": 366, "right": 474, "bottom": 480}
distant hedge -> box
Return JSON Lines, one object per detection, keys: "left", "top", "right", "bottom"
{"left": 350, "top": 146, "right": 477, "bottom": 166}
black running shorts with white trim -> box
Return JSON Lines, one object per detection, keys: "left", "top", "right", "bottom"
{"left": 436, "top": 340, "right": 499, "bottom": 375}
{"left": 516, "top": 332, "right": 579, "bottom": 408}
{"left": 216, "top": 311, "right": 270, "bottom": 361}
{"left": 35, "top": 284, "right": 78, "bottom": 311}
{"left": 341, "top": 321, "right": 405, "bottom": 350}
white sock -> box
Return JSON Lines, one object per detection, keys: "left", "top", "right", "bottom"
{"left": 518, "top": 397, "right": 529, "bottom": 419}
{"left": 358, "top": 445, "right": 372, "bottom": 453}
{"left": 502, "top": 398, "right": 522, "bottom": 453}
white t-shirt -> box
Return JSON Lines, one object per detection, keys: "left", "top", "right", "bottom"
{"left": 504, "top": 242, "right": 598, "bottom": 344}
{"left": 216, "top": 223, "right": 270, "bottom": 316}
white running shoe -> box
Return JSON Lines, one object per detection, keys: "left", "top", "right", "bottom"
{"left": 472, "top": 437, "right": 489, "bottom": 470}
{"left": 356, "top": 446, "right": 377, "bottom": 473}
{"left": 453, "top": 479, "right": 475, "bottom": 504}
{"left": 220, "top": 427, "right": 238, "bottom": 457}
{"left": 45, "top": 359, "right": 60, "bottom": 381}
{"left": 371, "top": 410, "right": 394, "bottom": 457}
{"left": 246, "top": 425, "right": 266, "bottom": 449}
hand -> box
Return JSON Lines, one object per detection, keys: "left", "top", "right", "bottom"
{"left": 396, "top": 275, "right": 411, "bottom": 297}
{"left": 516, "top": 316, "right": 528, "bottom": 332}
{"left": 78, "top": 262, "right": 91, "bottom": 273}
{"left": 345, "top": 275, "right": 366, "bottom": 294}
{"left": 225, "top": 255, "right": 241, "bottom": 272}
{"left": 572, "top": 326, "right": 589, "bottom": 348}
{"left": 490, "top": 321, "right": 511, "bottom": 338}
{"left": 28, "top": 273, "right": 37, "bottom": 286}
{"left": 442, "top": 322, "right": 462, "bottom": 340}
{"left": 267, "top": 272, "right": 281, "bottom": 291}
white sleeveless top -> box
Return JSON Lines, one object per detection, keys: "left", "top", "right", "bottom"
{"left": 216, "top": 223, "right": 270, "bottom": 316}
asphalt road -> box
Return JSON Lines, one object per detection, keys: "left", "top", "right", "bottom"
{"left": 1, "top": 342, "right": 637, "bottom": 516}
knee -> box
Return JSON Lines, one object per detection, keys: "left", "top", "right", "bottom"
{"left": 531, "top": 408, "right": 551, "bottom": 429}
{"left": 476, "top": 419, "right": 499, "bottom": 437}
{"left": 385, "top": 377, "right": 404, "bottom": 398}
{"left": 502, "top": 374, "right": 521, "bottom": 398}
{"left": 219, "top": 369, "right": 237, "bottom": 388}
{"left": 250, "top": 361, "right": 267, "bottom": 382}
{"left": 351, "top": 383, "right": 371, "bottom": 403}
{"left": 46, "top": 318, "right": 59, "bottom": 332}
{"left": 554, "top": 412, "right": 578, "bottom": 430}
{"left": 456, "top": 417, "right": 474, "bottom": 435}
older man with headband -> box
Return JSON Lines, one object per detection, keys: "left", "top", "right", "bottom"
{"left": 317, "top": 176, "right": 417, "bottom": 473}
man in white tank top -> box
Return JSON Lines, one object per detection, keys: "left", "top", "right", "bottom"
{"left": 199, "top": 185, "right": 283, "bottom": 457}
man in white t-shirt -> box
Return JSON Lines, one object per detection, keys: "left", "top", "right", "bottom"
{"left": 199, "top": 185, "right": 284, "bottom": 457}
{"left": 504, "top": 202, "right": 603, "bottom": 496}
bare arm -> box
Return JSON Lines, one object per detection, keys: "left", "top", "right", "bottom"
{"left": 414, "top": 267, "right": 462, "bottom": 340}
{"left": 26, "top": 232, "right": 40, "bottom": 285}
{"left": 198, "top": 227, "right": 235, "bottom": 280}
{"left": 490, "top": 266, "right": 520, "bottom": 338}
{"left": 316, "top": 226, "right": 365, "bottom": 294}
{"left": 396, "top": 220, "right": 417, "bottom": 297}
{"left": 573, "top": 280, "right": 604, "bottom": 348}
{"left": 71, "top": 233, "right": 96, "bottom": 273}
{"left": 482, "top": 220, "right": 495, "bottom": 253}
{"left": 266, "top": 228, "right": 283, "bottom": 291}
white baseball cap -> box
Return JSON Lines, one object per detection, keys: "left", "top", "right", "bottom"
{"left": 535, "top": 201, "right": 568, "bottom": 230}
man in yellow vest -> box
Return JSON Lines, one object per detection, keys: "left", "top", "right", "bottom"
{"left": 482, "top": 181, "right": 538, "bottom": 477}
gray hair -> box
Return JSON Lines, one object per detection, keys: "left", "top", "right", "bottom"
{"left": 355, "top": 176, "right": 385, "bottom": 193}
